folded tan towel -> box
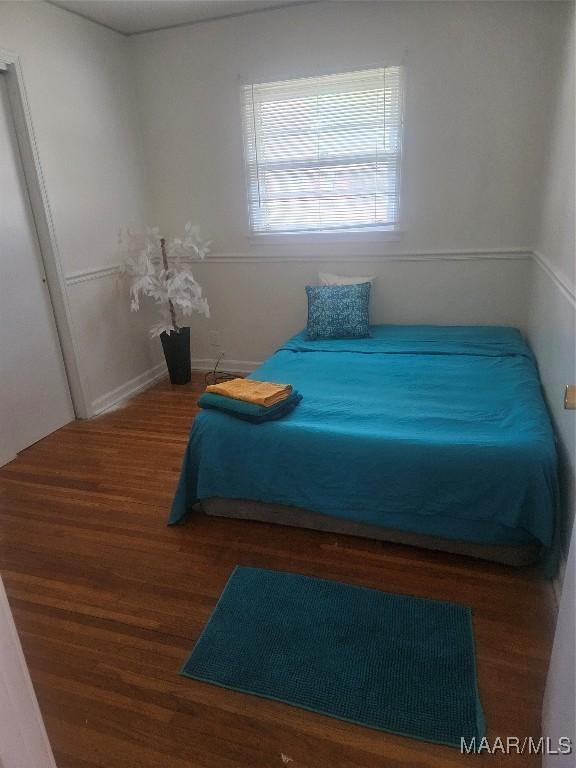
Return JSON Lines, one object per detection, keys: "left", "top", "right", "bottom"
{"left": 205, "top": 378, "right": 293, "bottom": 407}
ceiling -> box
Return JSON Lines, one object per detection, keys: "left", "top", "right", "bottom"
{"left": 47, "top": 0, "right": 316, "bottom": 35}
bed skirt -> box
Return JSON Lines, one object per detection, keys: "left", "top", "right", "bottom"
{"left": 201, "top": 498, "right": 540, "bottom": 567}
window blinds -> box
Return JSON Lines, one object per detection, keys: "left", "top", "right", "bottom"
{"left": 242, "top": 66, "right": 403, "bottom": 234}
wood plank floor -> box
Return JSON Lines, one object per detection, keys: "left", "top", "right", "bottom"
{"left": 0, "top": 375, "right": 556, "bottom": 767}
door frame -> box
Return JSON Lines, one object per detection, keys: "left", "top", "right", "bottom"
{"left": 0, "top": 48, "right": 89, "bottom": 419}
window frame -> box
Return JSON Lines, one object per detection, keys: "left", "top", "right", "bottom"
{"left": 240, "top": 65, "right": 405, "bottom": 242}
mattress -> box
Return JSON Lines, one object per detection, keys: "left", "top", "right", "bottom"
{"left": 170, "top": 325, "right": 558, "bottom": 571}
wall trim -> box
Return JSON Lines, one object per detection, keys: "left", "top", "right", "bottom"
{"left": 91, "top": 358, "right": 260, "bottom": 415}
{"left": 552, "top": 555, "right": 567, "bottom": 610}
{"left": 90, "top": 361, "right": 168, "bottom": 416}
{"left": 532, "top": 250, "right": 576, "bottom": 308}
{"left": 204, "top": 248, "right": 532, "bottom": 264}
{"left": 0, "top": 448, "right": 18, "bottom": 469}
{"left": 66, "top": 264, "right": 121, "bottom": 285}
{"left": 66, "top": 248, "right": 532, "bottom": 284}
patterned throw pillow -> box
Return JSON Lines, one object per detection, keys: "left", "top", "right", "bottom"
{"left": 305, "top": 282, "right": 371, "bottom": 340}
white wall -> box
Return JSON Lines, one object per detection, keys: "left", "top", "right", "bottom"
{"left": 130, "top": 1, "right": 567, "bottom": 363}
{"left": 543, "top": 529, "right": 575, "bottom": 768}
{"left": 0, "top": 1, "right": 164, "bottom": 416}
{"left": 0, "top": 0, "right": 570, "bottom": 410}
{"left": 528, "top": 262, "right": 575, "bottom": 548}
{"left": 527, "top": 3, "right": 575, "bottom": 550}
{"left": 536, "top": 5, "right": 575, "bottom": 759}
{"left": 131, "top": 1, "right": 558, "bottom": 255}
{"left": 186, "top": 255, "right": 531, "bottom": 364}
{"left": 535, "top": 4, "right": 576, "bottom": 292}
{"left": 0, "top": 577, "right": 56, "bottom": 768}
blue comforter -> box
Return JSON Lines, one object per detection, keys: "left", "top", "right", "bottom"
{"left": 170, "top": 325, "right": 558, "bottom": 571}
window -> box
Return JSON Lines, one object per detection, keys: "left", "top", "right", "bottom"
{"left": 242, "top": 66, "right": 403, "bottom": 235}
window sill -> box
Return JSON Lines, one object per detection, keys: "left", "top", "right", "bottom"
{"left": 248, "top": 230, "right": 403, "bottom": 246}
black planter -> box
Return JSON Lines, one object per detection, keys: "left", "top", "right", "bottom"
{"left": 160, "top": 327, "right": 191, "bottom": 385}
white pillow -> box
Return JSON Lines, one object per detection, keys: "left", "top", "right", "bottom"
{"left": 318, "top": 271, "right": 374, "bottom": 286}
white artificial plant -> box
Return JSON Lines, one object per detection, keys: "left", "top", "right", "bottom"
{"left": 120, "top": 222, "right": 210, "bottom": 337}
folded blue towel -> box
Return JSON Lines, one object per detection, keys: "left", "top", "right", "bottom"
{"left": 198, "top": 390, "right": 302, "bottom": 423}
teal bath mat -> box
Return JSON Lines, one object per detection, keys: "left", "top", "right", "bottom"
{"left": 181, "top": 566, "right": 485, "bottom": 747}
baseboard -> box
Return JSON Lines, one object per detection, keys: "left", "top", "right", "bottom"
{"left": 0, "top": 448, "right": 17, "bottom": 469}
{"left": 90, "top": 361, "right": 168, "bottom": 417}
{"left": 89, "top": 358, "right": 259, "bottom": 418}
{"left": 552, "top": 552, "right": 568, "bottom": 610}
{"left": 192, "top": 358, "right": 261, "bottom": 374}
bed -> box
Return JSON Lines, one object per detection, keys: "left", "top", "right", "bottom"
{"left": 170, "top": 325, "right": 558, "bottom": 572}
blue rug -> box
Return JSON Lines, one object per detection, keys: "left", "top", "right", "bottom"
{"left": 181, "top": 567, "right": 485, "bottom": 747}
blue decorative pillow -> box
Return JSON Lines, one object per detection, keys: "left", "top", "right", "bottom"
{"left": 306, "top": 282, "right": 371, "bottom": 340}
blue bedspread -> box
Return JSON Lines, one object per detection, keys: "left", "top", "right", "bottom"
{"left": 170, "top": 325, "right": 558, "bottom": 572}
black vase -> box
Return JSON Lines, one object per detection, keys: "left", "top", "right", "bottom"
{"left": 160, "top": 327, "right": 191, "bottom": 385}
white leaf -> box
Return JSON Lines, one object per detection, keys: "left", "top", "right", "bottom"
{"left": 118, "top": 220, "right": 210, "bottom": 334}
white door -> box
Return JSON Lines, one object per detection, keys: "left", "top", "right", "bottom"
{"left": 0, "top": 72, "right": 74, "bottom": 461}
{"left": 0, "top": 577, "right": 57, "bottom": 768}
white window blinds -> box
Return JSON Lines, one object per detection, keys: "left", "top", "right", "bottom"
{"left": 242, "top": 66, "right": 403, "bottom": 234}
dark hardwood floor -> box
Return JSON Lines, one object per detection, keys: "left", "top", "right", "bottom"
{"left": 0, "top": 375, "right": 556, "bottom": 767}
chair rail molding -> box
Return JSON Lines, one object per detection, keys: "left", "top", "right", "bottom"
{"left": 532, "top": 250, "right": 576, "bottom": 308}
{"left": 66, "top": 264, "right": 122, "bottom": 285}
{"left": 192, "top": 247, "right": 532, "bottom": 264}
{"left": 66, "top": 247, "right": 533, "bottom": 281}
